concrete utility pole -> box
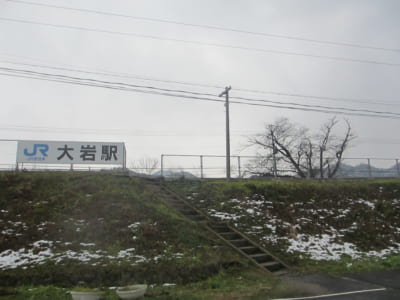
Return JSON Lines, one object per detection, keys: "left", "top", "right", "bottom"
{"left": 219, "top": 86, "right": 232, "bottom": 180}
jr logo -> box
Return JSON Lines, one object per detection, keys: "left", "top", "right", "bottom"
{"left": 24, "top": 144, "right": 49, "bottom": 157}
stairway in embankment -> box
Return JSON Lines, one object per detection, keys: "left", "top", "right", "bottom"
{"left": 146, "top": 179, "right": 289, "bottom": 276}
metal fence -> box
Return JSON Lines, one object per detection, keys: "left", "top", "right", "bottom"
{"left": 1, "top": 139, "right": 399, "bottom": 179}
{"left": 160, "top": 154, "right": 400, "bottom": 179}
{"left": 0, "top": 163, "right": 123, "bottom": 172}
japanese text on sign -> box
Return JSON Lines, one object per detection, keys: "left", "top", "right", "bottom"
{"left": 17, "top": 141, "right": 125, "bottom": 165}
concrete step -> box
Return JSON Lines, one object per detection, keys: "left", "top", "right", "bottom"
{"left": 229, "top": 239, "right": 252, "bottom": 247}
{"left": 156, "top": 184, "right": 289, "bottom": 276}
{"left": 219, "top": 232, "right": 242, "bottom": 240}
{"left": 239, "top": 246, "right": 260, "bottom": 255}
{"left": 260, "top": 261, "right": 284, "bottom": 272}
{"left": 249, "top": 253, "right": 273, "bottom": 263}
{"left": 209, "top": 225, "right": 231, "bottom": 233}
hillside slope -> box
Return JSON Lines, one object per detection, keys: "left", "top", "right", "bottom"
{"left": 168, "top": 179, "right": 400, "bottom": 271}
{"left": 0, "top": 172, "right": 238, "bottom": 287}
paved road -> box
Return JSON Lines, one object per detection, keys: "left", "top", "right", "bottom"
{"left": 277, "top": 269, "right": 400, "bottom": 300}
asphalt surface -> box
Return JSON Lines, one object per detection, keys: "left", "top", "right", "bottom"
{"left": 277, "top": 269, "right": 400, "bottom": 300}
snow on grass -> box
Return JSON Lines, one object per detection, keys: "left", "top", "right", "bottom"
{"left": 207, "top": 209, "right": 242, "bottom": 221}
{"left": 200, "top": 194, "right": 400, "bottom": 262}
{"left": 80, "top": 243, "right": 96, "bottom": 247}
{"left": 128, "top": 222, "right": 141, "bottom": 230}
{"left": 287, "top": 234, "right": 400, "bottom": 261}
{"left": 0, "top": 240, "right": 151, "bottom": 270}
{"left": 354, "top": 198, "right": 375, "bottom": 209}
{"left": 0, "top": 238, "right": 188, "bottom": 270}
{"left": 287, "top": 234, "right": 359, "bottom": 261}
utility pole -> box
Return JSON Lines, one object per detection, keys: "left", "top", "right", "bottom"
{"left": 272, "top": 135, "right": 278, "bottom": 177}
{"left": 219, "top": 86, "right": 232, "bottom": 180}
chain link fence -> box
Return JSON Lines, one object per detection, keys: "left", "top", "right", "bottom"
{"left": 161, "top": 154, "right": 400, "bottom": 179}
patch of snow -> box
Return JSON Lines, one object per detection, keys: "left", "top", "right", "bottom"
{"left": 247, "top": 200, "right": 264, "bottom": 206}
{"left": 2, "top": 229, "right": 15, "bottom": 235}
{"left": 207, "top": 209, "right": 242, "bottom": 221}
{"left": 246, "top": 208, "right": 255, "bottom": 215}
{"left": 162, "top": 283, "right": 176, "bottom": 287}
{"left": 128, "top": 222, "right": 141, "bottom": 230}
{"left": 0, "top": 240, "right": 154, "bottom": 270}
{"left": 80, "top": 243, "right": 96, "bottom": 247}
{"left": 33, "top": 240, "right": 53, "bottom": 248}
{"left": 287, "top": 234, "right": 359, "bottom": 261}
{"left": 356, "top": 198, "right": 375, "bottom": 209}
{"left": 285, "top": 234, "right": 400, "bottom": 261}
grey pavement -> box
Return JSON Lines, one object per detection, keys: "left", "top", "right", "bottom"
{"left": 275, "top": 269, "right": 400, "bottom": 300}
{"left": 346, "top": 269, "right": 400, "bottom": 290}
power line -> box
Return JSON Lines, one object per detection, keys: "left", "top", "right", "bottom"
{"left": 5, "top": 0, "right": 400, "bottom": 53}
{"left": 0, "top": 66, "right": 395, "bottom": 116}
{"left": 231, "top": 96, "right": 400, "bottom": 117}
{"left": 1, "top": 66, "right": 400, "bottom": 120}
{"left": 0, "top": 59, "right": 223, "bottom": 91}
{"left": 1, "top": 17, "right": 400, "bottom": 67}
{"left": 2, "top": 66, "right": 400, "bottom": 119}
{"left": 0, "top": 124, "right": 244, "bottom": 136}
{"left": 3, "top": 124, "right": 400, "bottom": 147}
{"left": 0, "top": 66, "right": 218, "bottom": 98}
{"left": 233, "top": 87, "right": 400, "bottom": 107}
{"left": 0, "top": 68, "right": 227, "bottom": 103}
{"left": 2, "top": 58, "right": 400, "bottom": 108}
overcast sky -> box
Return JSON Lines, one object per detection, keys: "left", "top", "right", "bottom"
{"left": 1, "top": 0, "right": 400, "bottom": 172}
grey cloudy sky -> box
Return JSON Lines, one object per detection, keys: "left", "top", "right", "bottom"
{"left": 1, "top": 0, "right": 400, "bottom": 171}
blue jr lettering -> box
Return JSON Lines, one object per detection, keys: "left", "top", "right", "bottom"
{"left": 24, "top": 144, "right": 49, "bottom": 157}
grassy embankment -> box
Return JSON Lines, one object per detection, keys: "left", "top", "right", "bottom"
{"left": 167, "top": 178, "right": 400, "bottom": 273}
{"left": 0, "top": 172, "right": 279, "bottom": 299}
{"left": 1, "top": 173, "right": 400, "bottom": 299}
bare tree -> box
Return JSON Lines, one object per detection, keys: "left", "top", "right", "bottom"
{"left": 248, "top": 117, "right": 355, "bottom": 178}
{"left": 324, "top": 119, "right": 354, "bottom": 178}
{"left": 131, "top": 157, "right": 159, "bottom": 176}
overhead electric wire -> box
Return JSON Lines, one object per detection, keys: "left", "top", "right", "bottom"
{"left": 233, "top": 87, "right": 400, "bottom": 107}
{"left": 5, "top": 0, "right": 400, "bottom": 53}
{"left": 2, "top": 58, "right": 400, "bottom": 108}
{"left": 1, "top": 17, "right": 400, "bottom": 67}
{"left": 1, "top": 66, "right": 400, "bottom": 120}
{"left": 0, "top": 66, "right": 218, "bottom": 98}
{"left": 2, "top": 65, "right": 399, "bottom": 116}
{"left": 2, "top": 122, "right": 400, "bottom": 148}
{"left": 0, "top": 68, "right": 226, "bottom": 104}
{"left": 0, "top": 59, "right": 224, "bottom": 91}
{"left": 4, "top": 66, "right": 400, "bottom": 117}
{"left": 0, "top": 124, "right": 238, "bottom": 136}
{"left": 231, "top": 96, "right": 400, "bottom": 117}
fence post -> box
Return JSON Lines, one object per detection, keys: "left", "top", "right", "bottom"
{"left": 367, "top": 158, "right": 372, "bottom": 178}
{"left": 200, "top": 155, "right": 204, "bottom": 179}
{"left": 161, "top": 155, "right": 164, "bottom": 177}
{"left": 237, "top": 156, "right": 241, "bottom": 178}
{"left": 123, "top": 144, "right": 127, "bottom": 171}
{"left": 396, "top": 159, "right": 400, "bottom": 177}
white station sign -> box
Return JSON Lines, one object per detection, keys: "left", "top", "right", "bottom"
{"left": 17, "top": 141, "right": 125, "bottom": 165}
